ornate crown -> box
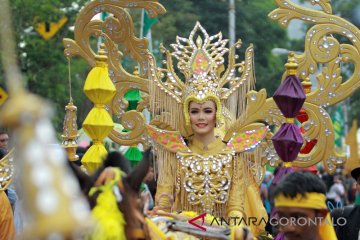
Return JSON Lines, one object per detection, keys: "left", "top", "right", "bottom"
{"left": 159, "top": 22, "right": 254, "bottom": 101}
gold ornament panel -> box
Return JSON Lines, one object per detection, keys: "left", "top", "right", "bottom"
{"left": 266, "top": 0, "right": 360, "bottom": 172}
{"left": 63, "top": 0, "right": 166, "bottom": 147}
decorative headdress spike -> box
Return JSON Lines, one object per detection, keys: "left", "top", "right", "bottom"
{"left": 0, "top": 0, "right": 91, "bottom": 236}
{"left": 156, "top": 21, "right": 255, "bottom": 102}
{"left": 344, "top": 120, "right": 360, "bottom": 176}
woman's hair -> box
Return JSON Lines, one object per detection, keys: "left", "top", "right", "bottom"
{"left": 188, "top": 100, "right": 217, "bottom": 112}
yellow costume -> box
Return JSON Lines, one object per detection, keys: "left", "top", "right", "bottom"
{"left": 146, "top": 22, "right": 269, "bottom": 234}
{"left": 0, "top": 191, "right": 15, "bottom": 240}
{"left": 148, "top": 125, "right": 268, "bottom": 219}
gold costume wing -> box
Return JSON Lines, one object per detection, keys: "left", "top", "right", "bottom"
{"left": 227, "top": 126, "right": 269, "bottom": 153}
{"left": 226, "top": 0, "right": 360, "bottom": 174}
{"left": 0, "top": 149, "right": 14, "bottom": 191}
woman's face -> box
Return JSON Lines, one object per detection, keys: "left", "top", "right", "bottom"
{"left": 189, "top": 100, "right": 216, "bottom": 136}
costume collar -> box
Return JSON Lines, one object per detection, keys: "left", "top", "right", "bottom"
{"left": 189, "top": 137, "right": 226, "bottom": 155}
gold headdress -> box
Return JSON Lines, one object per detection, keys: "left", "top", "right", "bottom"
{"left": 149, "top": 22, "right": 255, "bottom": 136}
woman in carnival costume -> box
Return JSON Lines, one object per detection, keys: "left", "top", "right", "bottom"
{"left": 146, "top": 22, "right": 269, "bottom": 235}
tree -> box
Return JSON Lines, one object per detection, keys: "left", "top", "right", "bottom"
{"left": 154, "top": 0, "right": 289, "bottom": 94}
{"left": 0, "top": 0, "right": 90, "bottom": 133}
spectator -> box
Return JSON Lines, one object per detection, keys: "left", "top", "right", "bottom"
{"left": 342, "top": 172, "right": 356, "bottom": 205}
{"left": 331, "top": 166, "right": 360, "bottom": 240}
{"left": 326, "top": 175, "right": 345, "bottom": 207}
{"left": 261, "top": 171, "right": 272, "bottom": 214}
{"left": 320, "top": 169, "right": 334, "bottom": 192}
{"left": 347, "top": 180, "right": 357, "bottom": 204}
{"left": 0, "top": 129, "right": 9, "bottom": 152}
{"left": 274, "top": 171, "right": 337, "bottom": 240}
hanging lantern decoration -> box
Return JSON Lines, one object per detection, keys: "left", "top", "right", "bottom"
{"left": 272, "top": 52, "right": 306, "bottom": 184}
{"left": 122, "top": 89, "right": 143, "bottom": 167}
{"left": 81, "top": 44, "right": 116, "bottom": 173}
{"left": 61, "top": 99, "right": 79, "bottom": 161}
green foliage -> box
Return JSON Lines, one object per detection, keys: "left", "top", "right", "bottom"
{"left": 154, "top": 0, "right": 289, "bottom": 95}
{"left": 3, "top": 0, "right": 358, "bottom": 136}
{"left": 233, "top": 0, "right": 289, "bottom": 94}
{"left": 153, "top": 0, "right": 198, "bottom": 45}
{"left": 0, "top": 0, "right": 90, "bottom": 134}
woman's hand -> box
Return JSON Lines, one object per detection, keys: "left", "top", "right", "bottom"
{"left": 95, "top": 167, "right": 116, "bottom": 186}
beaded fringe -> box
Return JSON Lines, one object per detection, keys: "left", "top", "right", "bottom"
{"left": 149, "top": 79, "right": 188, "bottom": 135}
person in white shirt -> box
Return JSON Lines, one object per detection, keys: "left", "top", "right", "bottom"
{"left": 326, "top": 175, "right": 345, "bottom": 207}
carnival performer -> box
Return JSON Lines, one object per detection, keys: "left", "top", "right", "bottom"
{"left": 146, "top": 22, "right": 269, "bottom": 234}
{"left": 331, "top": 166, "right": 360, "bottom": 240}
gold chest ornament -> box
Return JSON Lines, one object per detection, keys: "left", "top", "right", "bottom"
{"left": 176, "top": 150, "right": 235, "bottom": 214}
